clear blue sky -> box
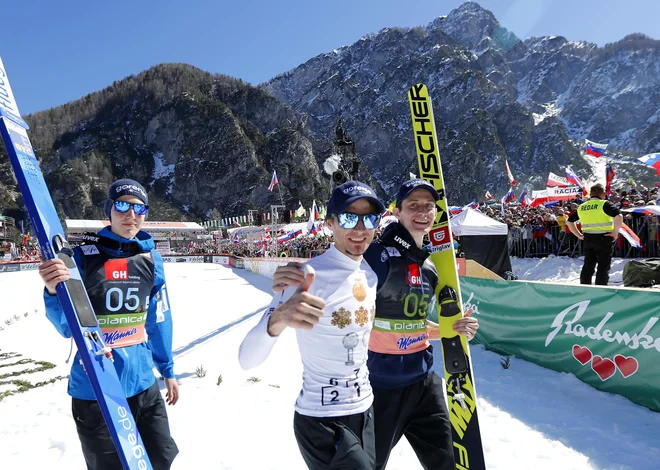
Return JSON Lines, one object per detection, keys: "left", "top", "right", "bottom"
{"left": 2, "top": 0, "right": 658, "bottom": 115}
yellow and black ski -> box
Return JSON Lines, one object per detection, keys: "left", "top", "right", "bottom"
{"left": 408, "top": 83, "right": 486, "bottom": 470}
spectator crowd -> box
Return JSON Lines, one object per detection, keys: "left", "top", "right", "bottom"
{"left": 3, "top": 184, "right": 659, "bottom": 264}
{"left": 479, "top": 185, "right": 660, "bottom": 258}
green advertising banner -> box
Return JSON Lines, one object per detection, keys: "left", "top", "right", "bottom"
{"left": 460, "top": 277, "right": 660, "bottom": 412}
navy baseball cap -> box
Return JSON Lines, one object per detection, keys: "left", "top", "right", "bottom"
{"left": 396, "top": 178, "right": 439, "bottom": 203}
{"left": 104, "top": 179, "right": 149, "bottom": 218}
{"left": 328, "top": 181, "right": 385, "bottom": 214}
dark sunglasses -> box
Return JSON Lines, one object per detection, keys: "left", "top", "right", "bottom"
{"left": 332, "top": 212, "right": 381, "bottom": 229}
{"left": 113, "top": 200, "right": 149, "bottom": 216}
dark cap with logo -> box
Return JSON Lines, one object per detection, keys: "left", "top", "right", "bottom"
{"left": 104, "top": 179, "right": 148, "bottom": 218}
{"left": 396, "top": 178, "right": 439, "bottom": 203}
{"left": 328, "top": 181, "right": 385, "bottom": 214}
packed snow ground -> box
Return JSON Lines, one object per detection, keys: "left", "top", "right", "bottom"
{"left": 512, "top": 255, "right": 631, "bottom": 285}
{"left": 1, "top": 259, "right": 660, "bottom": 469}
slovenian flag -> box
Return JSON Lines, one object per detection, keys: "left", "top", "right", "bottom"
{"left": 268, "top": 170, "right": 279, "bottom": 192}
{"left": 485, "top": 191, "right": 493, "bottom": 199}
{"left": 309, "top": 223, "right": 322, "bottom": 237}
{"left": 449, "top": 206, "right": 463, "bottom": 215}
{"left": 620, "top": 223, "right": 642, "bottom": 249}
{"left": 638, "top": 153, "right": 660, "bottom": 175}
{"left": 565, "top": 166, "right": 588, "bottom": 196}
{"left": 313, "top": 200, "right": 319, "bottom": 219}
{"left": 277, "top": 230, "right": 302, "bottom": 244}
{"left": 622, "top": 205, "right": 660, "bottom": 216}
{"left": 606, "top": 163, "right": 616, "bottom": 195}
{"left": 533, "top": 226, "right": 553, "bottom": 241}
{"left": 464, "top": 201, "right": 478, "bottom": 210}
{"left": 518, "top": 188, "right": 530, "bottom": 206}
{"left": 502, "top": 187, "right": 516, "bottom": 204}
{"left": 585, "top": 139, "right": 608, "bottom": 158}
{"left": 505, "top": 159, "right": 517, "bottom": 186}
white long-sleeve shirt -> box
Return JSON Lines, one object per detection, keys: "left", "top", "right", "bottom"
{"left": 238, "top": 244, "right": 377, "bottom": 417}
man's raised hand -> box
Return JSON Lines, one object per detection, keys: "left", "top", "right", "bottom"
{"left": 267, "top": 265, "right": 326, "bottom": 336}
{"left": 272, "top": 261, "right": 305, "bottom": 292}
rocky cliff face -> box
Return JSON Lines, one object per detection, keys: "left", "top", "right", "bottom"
{"left": 1, "top": 64, "right": 326, "bottom": 220}
{"left": 1, "top": 2, "right": 658, "bottom": 224}
{"left": 265, "top": 1, "right": 660, "bottom": 200}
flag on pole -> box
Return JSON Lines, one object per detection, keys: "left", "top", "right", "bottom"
{"left": 502, "top": 187, "right": 516, "bottom": 204}
{"left": 622, "top": 205, "right": 660, "bottom": 216}
{"left": 305, "top": 200, "right": 318, "bottom": 234}
{"left": 484, "top": 191, "right": 493, "bottom": 200}
{"left": 505, "top": 159, "right": 517, "bottom": 186}
{"left": 638, "top": 153, "right": 660, "bottom": 175}
{"left": 309, "top": 223, "right": 322, "bottom": 237}
{"left": 565, "top": 166, "right": 588, "bottom": 196}
{"left": 605, "top": 163, "right": 615, "bottom": 195}
{"left": 268, "top": 170, "right": 279, "bottom": 192}
{"left": 620, "top": 223, "right": 642, "bottom": 249}
{"left": 547, "top": 172, "right": 570, "bottom": 187}
{"left": 585, "top": 139, "right": 608, "bottom": 158}
{"left": 518, "top": 188, "right": 531, "bottom": 206}
{"left": 294, "top": 201, "right": 305, "bottom": 217}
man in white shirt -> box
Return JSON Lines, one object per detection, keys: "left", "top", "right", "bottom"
{"left": 239, "top": 181, "right": 385, "bottom": 469}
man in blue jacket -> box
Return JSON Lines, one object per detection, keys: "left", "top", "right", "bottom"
{"left": 38, "top": 179, "right": 179, "bottom": 470}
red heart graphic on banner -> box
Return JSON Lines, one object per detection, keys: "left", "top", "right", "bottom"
{"left": 572, "top": 345, "right": 593, "bottom": 365}
{"left": 591, "top": 356, "right": 616, "bottom": 381}
{"left": 614, "top": 355, "right": 639, "bottom": 378}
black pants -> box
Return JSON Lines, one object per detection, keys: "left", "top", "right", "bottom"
{"left": 293, "top": 406, "right": 375, "bottom": 470}
{"left": 72, "top": 381, "right": 178, "bottom": 470}
{"left": 373, "top": 373, "right": 455, "bottom": 470}
{"left": 581, "top": 235, "right": 614, "bottom": 285}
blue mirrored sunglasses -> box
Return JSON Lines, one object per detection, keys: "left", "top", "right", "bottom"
{"left": 332, "top": 212, "right": 381, "bottom": 229}
{"left": 113, "top": 200, "right": 149, "bottom": 216}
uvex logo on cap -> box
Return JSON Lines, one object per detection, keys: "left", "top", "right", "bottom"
{"left": 105, "top": 259, "right": 129, "bottom": 281}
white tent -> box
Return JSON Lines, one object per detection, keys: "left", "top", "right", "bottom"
{"left": 450, "top": 208, "right": 507, "bottom": 236}
{"left": 450, "top": 208, "right": 511, "bottom": 276}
